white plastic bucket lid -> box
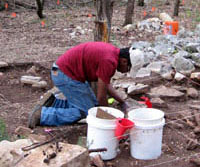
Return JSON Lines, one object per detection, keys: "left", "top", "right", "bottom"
{"left": 128, "top": 108, "right": 164, "bottom": 125}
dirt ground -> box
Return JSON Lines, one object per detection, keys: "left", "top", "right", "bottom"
{"left": 0, "top": 0, "right": 200, "bottom": 166}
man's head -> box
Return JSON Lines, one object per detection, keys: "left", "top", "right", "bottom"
{"left": 117, "top": 47, "right": 131, "bottom": 73}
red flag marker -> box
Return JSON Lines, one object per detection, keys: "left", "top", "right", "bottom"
{"left": 11, "top": 12, "right": 16, "bottom": 18}
{"left": 182, "top": 0, "right": 184, "bottom": 5}
{"left": 57, "top": 0, "right": 60, "bottom": 5}
{"left": 41, "top": 20, "right": 45, "bottom": 27}
{"left": 152, "top": 7, "right": 156, "bottom": 12}
{"left": 143, "top": 10, "right": 147, "bottom": 17}
{"left": 5, "top": 3, "right": 8, "bottom": 10}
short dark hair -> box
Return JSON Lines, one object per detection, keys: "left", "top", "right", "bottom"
{"left": 119, "top": 47, "right": 131, "bottom": 67}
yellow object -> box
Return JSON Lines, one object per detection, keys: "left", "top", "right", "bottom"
{"left": 108, "top": 98, "right": 115, "bottom": 105}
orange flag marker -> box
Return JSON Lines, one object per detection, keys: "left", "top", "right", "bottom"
{"left": 143, "top": 10, "right": 147, "bottom": 17}
{"left": 57, "top": 0, "right": 60, "bottom": 5}
{"left": 41, "top": 20, "right": 45, "bottom": 27}
{"left": 182, "top": 0, "right": 184, "bottom": 5}
{"left": 11, "top": 12, "right": 16, "bottom": 18}
{"left": 152, "top": 7, "right": 156, "bottom": 12}
{"left": 5, "top": 3, "right": 8, "bottom": 9}
{"left": 88, "top": 13, "right": 92, "bottom": 17}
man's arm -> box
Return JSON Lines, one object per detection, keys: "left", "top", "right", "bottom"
{"left": 97, "top": 78, "right": 108, "bottom": 106}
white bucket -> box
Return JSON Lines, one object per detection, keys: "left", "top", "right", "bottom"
{"left": 128, "top": 108, "right": 165, "bottom": 160}
{"left": 86, "top": 107, "right": 124, "bottom": 160}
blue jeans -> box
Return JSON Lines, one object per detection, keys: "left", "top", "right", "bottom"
{"left": 40, "top": 64, "right": 98, "bottom": 126}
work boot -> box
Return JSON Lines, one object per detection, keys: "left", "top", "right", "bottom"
{"left": 28, "top": 91, "right": 55, "bottom": 129}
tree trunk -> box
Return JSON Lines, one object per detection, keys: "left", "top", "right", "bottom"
{"left": 94, "top": 0, "right": 114, "bottom": 42}
{"left": 36, "top": 0, "right": 45, "bottom": 19}
{"left": 123, "top": 0, "right": 135, "bottom": 26}
{"left": 138, "top": 0, "right": 144, "bottom": 6}
{"left": 173, "top": 0, "right": 180, "bottom": 16}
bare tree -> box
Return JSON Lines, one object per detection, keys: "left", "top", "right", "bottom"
{"left": 138, "top": 0, "right": 144, "bottom": 6}
{"left": 36, "top": 0, "right": 45, "bottom": 19}
{"left": 123, "top": 0, "right": 135, "bottom": 26}
{"left": 173, "top": 0, "right": 180, "bottom": 16}
{"left": 94, "top": 0, "right": 114, "bottom": 42}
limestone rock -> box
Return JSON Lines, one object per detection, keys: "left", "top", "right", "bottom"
{"left": 187, "top": 88, "right": 199, "bottom": 98}
{"left": 0, "top": 72, "right": 4, "bottom": 78}
{"left": 148, "top": 85, "right": 185, "bottom": 99}
{"left": 159, "top": 13, "right": 173, "bottom": 22}
{"left": 0, "top": 61, "right": 8, "bottom": 68}
{"left": 20, "top": 76, "right": 42, "bottom": 85}
{"left": 191, "top": 72, "right": 200, "bottom": 80}
{"left": 171, "top": 56, "right": 195, "bottom": 75}
{"left": 126, "top": 98, "right": 146, "bottom": 111}
{"left": 32, "top": 81, "right": 47, "bottom": 88}
{"left": 151, "top": 97, "right": 168, "bottom": 108}
{"left": 116, "top": 88, "right": 128, "bottom": 100}
{"left": 0, "top": 139, "right": 32, "bottom": 167}
{"left": 16, "top": 142, "right": 89, "bottom": 167}
{"left": 15, "top": 126, "right": 33, "bottom": 137}
{"left": 174, "top": 72, "right": 186, "bottom": 81}
{"left": 127, "top": 83, "right": 149, "bottom": 95}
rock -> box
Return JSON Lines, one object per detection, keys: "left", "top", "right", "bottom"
{"left": 26, "top": 66, "right": 37, "bottom": 75}
{"left": 148, "top": 85, "right": 185, "bottom": 100}
{"left": 28, "top": 134, "right": 47, "bottom": 142}
{"left": 17, "top": 142, "right": 89, "bottom": 167}
{"left": 0, "top": 139, "right": 32, "bottom": 167}
{"left": 127, "top": 83, "right": 149, "bottom": 95}
{"left": 185, "top": 43, "right": 199, "bottom": 53}
{"left": 194, "top": 126, "right": 200, "bottom": 134}
{"left": 136, "top": 68, "right": 151, "bottom": 78}
{"left": 0, "top": 72, "right": 4, "bottom": 77}
{"left": 112, "top": 79, "right": 135, "bottom": 89}
{"left": 159, "top": 13, "right": 173, "bottom": 22}
{"left": 171, "top": 55, "right": 195, "bottom": 75}
{"left": 173, "top": 50, "right": 191, "bottom": 59}
{"left": 153, "top": 43, "right": 175, "bottom": 56}
{"left": 15, "top": 126, "right": 33, "bottom": 137}
{"left": 161, "top": 71, "right": 174, "bottom": 80}
{"left": 20, "top": 76, "right": 41, "bottom": 85}
{"left": 151, "top": 97, "right": 168, "bottom": 108}
{"left": 0, "top": 61, "right": 8, "bottom": 68}
{"left": 126, "top": 98, "right": 146, "bottom": 111}
{"left": 187, "top": 88, "right": 199, "bottom": 98}
{"left": 191, "top": 72, "right": 200, "bottom": 80}
{"left": 122, "top": 24, "right": 135, "bottom": 32}
{"left": 186, "top": 138, "right": 198, "bottom": 150}
{"left": 169, "top": 122, "right": 184, "bottom": 129}
{"left": 116, "top": 88, "right": 128, "bottom": 100}
{"left": 32, "top": 81, "right": 47, "bottom": 88}
{"left": 131, "top": 41, "right": 151, "bottom": 50}
{"left": 174, "top": 72, "right": 186, "bottom": 81}
{"left": 190, "top": 157, "right": 200, "bottom": 166}
{"left": 112, "top": 71, "right": 126, "bottom": 80}
{"left": 147, "top": 61, "right": 166, "bottom": 74}
{"left": 191, "top": 53, "right": 200, "bottom": 67}
{"left": 189, "top": 104, "right": 200, "bottom": 110}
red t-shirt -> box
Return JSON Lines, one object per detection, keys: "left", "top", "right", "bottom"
{"left": 56, "top": 42, "right": 119, "bottom": 84}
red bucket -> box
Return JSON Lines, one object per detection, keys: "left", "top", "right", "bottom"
{"left": 115, "top": 118, "right": 134, "bottom": 140}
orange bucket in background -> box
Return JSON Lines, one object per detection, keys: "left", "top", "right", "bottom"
{"left": 164, "top": 21, "right": 179, "bottom": 35}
